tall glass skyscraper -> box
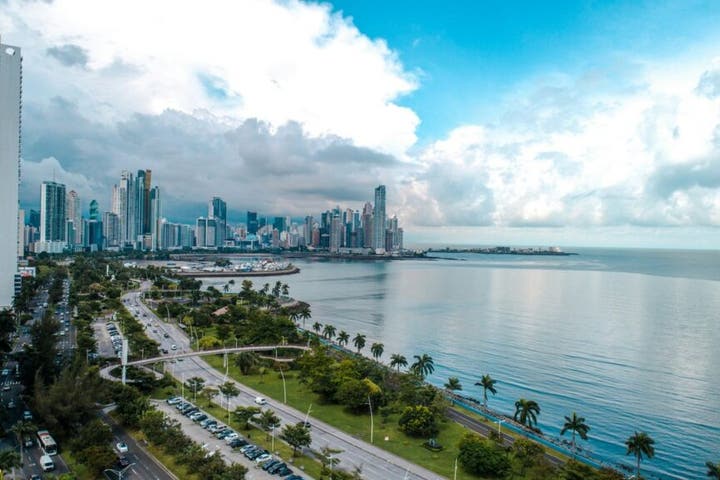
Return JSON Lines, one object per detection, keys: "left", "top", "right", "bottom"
{"left": 209, "top": 197, "right": 227, "bottom": 246}
{"left": 0, "top": 40, "right": 21, "bottom": 307}
{"left": 373, "top": 185, "right": 386, "bottom": 250}
{"left": 40, "top": 181, "right": 67, "bottom": 243}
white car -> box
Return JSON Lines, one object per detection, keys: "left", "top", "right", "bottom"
{"left": 254, "top": 396, "right": 267, "bottom": 405}
{"left": 171, "top": 344, "right": 177, "bottom": 350}
{"left": 223, "top": 432, "right": 239, "bottom": 444}
{"left": 255, "top": 453, "right": 272, "bottom": 464}
{"left": 116, "top": 442, "right": 129, "bottom": 453}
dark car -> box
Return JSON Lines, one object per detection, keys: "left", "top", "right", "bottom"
{"left": 117, "top": 456, "right": 130, "bottom": 468}
{"left": 296, "top": 421, "right": 311, "bottom": 429}
{"left": 268, "top": 462, "right": 287, "bottom": 474}
{"left": 228, "top": 438, "right": 248, "bottom": 448}
{"left": 276, "top": 466, "right": 293, "bottom": 477}
{"left": 262, "top": 459, "right": 281, "bottom": 471}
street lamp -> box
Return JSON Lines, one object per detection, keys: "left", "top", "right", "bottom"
{"left": 278, "top": 366, "right": 287, "bottom": 404}
{"left": 367, "top": 396, "right": 374, "bottom": 444}
{"left": 497, "top": 419, "right": 505, "bottom": 435}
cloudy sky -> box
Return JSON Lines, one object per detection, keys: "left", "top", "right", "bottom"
{"left": 3, "top": 0, "right": 720, "bottom": 248}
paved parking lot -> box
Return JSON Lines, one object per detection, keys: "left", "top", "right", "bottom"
{"left": 154, "top": 401, "right": 308, "bottom": 480}
{"left": 93, "top": 315, "right": 122, "bottom": 359}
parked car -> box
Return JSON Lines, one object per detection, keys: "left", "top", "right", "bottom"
{"left": 262, "top": 459, "right": 281, "bottom": 471}
{"left": 166, "top": 396, "right": 182, "bottom": 405}
{"left": 276, "top": 466, "right": 293, "bottom": 477}
{"left": 254, "top": 453, "right": 272, "bottom": 464}
{"left": 268, "top": 462, "right": 287, "bottom": 474}
{"left": 224, "top": 432, "right": 239, "bottom": 443}
{"left": 228, "top": 438, "right": 248, "bottom": 448}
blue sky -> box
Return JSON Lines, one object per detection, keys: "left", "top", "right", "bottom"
{"left": 4, "top": 0, "right": 720, "bottom": 248}
{"left": 333, "top": 0, "right": 720, "bottom": 142}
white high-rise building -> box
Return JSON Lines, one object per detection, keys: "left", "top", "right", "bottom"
{"left": 0, "top": 40, "right": 21, "bottom": 307}
{"left": 66, "top": 190, "right": 81, "bottom": 246}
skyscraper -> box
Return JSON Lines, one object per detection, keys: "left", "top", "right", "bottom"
{"left": 40, "top": 181, "right": 67, "bottom": 243}
{"left": 209, "top": 197, "right": 227, "bottom": 246}
{"left": 247, "top": 211, "right": 258, "bottom": 235}
{"left": 150, "top": 187, "right": 161, "bottom": 250}
{"left": 66, "top": 190, "right": 81, "bottom": 246}
{"left": 373, "top": 185, "right": 386, "bottom": 251}
{"left": 114, "top": 170, "right": 135, "bottom": 246}
{"left": 0, "top": 40, "right": 21, "bottom": 306}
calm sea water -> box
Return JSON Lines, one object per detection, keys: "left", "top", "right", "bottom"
{"left": 202, "top": 248, "right": 720, "bottom": 479}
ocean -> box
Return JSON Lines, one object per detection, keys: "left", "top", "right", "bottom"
{"left": 201, "top": 248, "right": 720, "bottom": 479}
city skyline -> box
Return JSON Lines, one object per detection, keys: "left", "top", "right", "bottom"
{"left": 3, "top": 1, "right": 720, "bottom": 248}
{"left": 23, "top": 171, "right": 403, "bottom": 253}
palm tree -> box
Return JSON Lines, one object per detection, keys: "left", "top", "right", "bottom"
{"left": 352, "top": 333, "right": 366, "bottom": 353}
{"left": 312, "top": 321, "right": 323, "bottom": 336}
{"left": 707, "top": 461, "right": 720, "bottom": 479}
{"left": 281, "top": 283, "right": 289, "bottom": 297}
{"left": 410, "top": 354, "right": 435, "bottom": 379}
{"left": 337, "top": 330, "right": 350, "bottom": 347}
{"left": 514, "top": 398, "right": 541, "bottom": 429}
{"left": 322, "top": 324, "right": 337, "bottom": 341}
{"left": 0, "top": 448, "right": 21, "bottom": 478}
{"left": 299, "top": 306, "right": 311, "bottom": 329}
{"left": 370, "top": 342, "right": 384, "bottom": 362}
{"left": 475, "top": 374, "right": 498, "bottom": 407}
{"left": 560, "top": 412, "right": 590, "bottom": 454}
{"left": 444, "top": 377, "right": 462, "bottom": 391}
{"left": 625, "top": 431, "right": 655, "bottom": 479}
{"left": 389, "top": 353, "right": 408, "bottom": 372}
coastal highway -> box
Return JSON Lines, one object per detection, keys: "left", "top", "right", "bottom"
{"left": 445, "top": 409, "right": 563, "bottom": 468}
{"left": 121, "top": 284, "right": 443, "bottom": 480}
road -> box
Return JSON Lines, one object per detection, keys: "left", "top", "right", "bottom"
{"left": 99, "top": 407, "right": 177, "bottom": 480}
{"left": 121, "top": 285, "right": 443, "bottom": 480}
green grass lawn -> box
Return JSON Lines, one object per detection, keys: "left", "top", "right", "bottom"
{"left": 204, "top": 355, "right": 490, "bottom": 480}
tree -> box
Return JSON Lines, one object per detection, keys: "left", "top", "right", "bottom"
{"left": 233, "top": 406, "right": 261, "bottom": 430}
{"left": 199, "top": 386, "right": 219, "bottom": 407}
{"left": 560, "top": 412, "right": 590, "bottom": 455}
{"left": 352, "top": 333, "right": 366, "bottom": 353}
{"left": 457, "top": 433, "right": 511, "bottom": 477}
{"left": 370, "top": 343, "right": 384, "bottom": 362}
{"left": 281, "top": 283, "right": 289, "bottom": 297}
{"left": 389, "top": 354, "right": 407, "bottom": 372}
{"left": 625, "top": 431, "right": 655, "bottom": 479}
{"left": 280, "top": 423, "right": 311, "bottom": 456}
{"left": 234, "top": 352, "right": 260, "bottom": 375}
{"left": 410, "top": 354, "right": 435, "bottom": 380}
{"left": 185, "top": 377, "right": 206, "bottom": 402}
{"left": 475, "top": 374, "right": 497, "bottom": 407}
{"left": 312, "top": 322, "right": 323, "bottom": 335}
{"left": 337, "top": 330, "right": 350, "bottom": 347}
{"left": 513, "top": 398, "right": 541, "bottom": 429}
{"left": 219, "top": 381, "right": 240, "bottom": 422}
{"left": 0, "top": 449, "right": 21, "bottom": 478}
{"left": 511, "top": 438, "right": 545, "bottom": 475}
{"left": 444, "top": 377, "right": 462, "bottom": 391}
{"left": 257, "top": 409, "right": 281, "bottom": 437}
{"left": 299, "top": 305, "right": 311, "bottom": 328}
{"left": 322, "top": 324, "right": 337, "bottom": 341}
{"left": 708, "top": 461, "right": 720, "bottom": 479}
{"left": 398, "top": 405, "right": 438, "bottom": 437}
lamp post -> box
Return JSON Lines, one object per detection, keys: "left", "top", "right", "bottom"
{"left": 453, "top": 456, "right": 458, "bottom": 480}
{"left": 278, "top": 367, "right": 287, "bottom": 404}
{"left": 497, "top": 419, "right": 505, "bottom": 435}
{"left": 367, "top": 396, "right": 374, "bottom": 444}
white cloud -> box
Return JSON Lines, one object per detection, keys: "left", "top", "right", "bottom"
{"left": 402, "top": 58, "right": 720, "bottom": 231}
{"left": 2, "top": 0, "right": 419, "bottom": 156}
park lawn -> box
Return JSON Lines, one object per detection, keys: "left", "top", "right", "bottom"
{"left": 204, "top": 355, "right": 491, "bottom": 480}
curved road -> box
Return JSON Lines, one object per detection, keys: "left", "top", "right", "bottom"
{"left": 120, "top": 285, "right": 443, "bottom": 480}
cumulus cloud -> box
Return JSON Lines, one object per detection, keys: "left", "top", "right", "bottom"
{"left": 2, "top": 0, "right": 418, "bottom": 155}
{"left": 20, "top": 98, "right": 406, "bottom": 222}
{"left": 46, "top": 44, "right": 88, "bottom": 67}
{"left": 402, "top": 62, "right": 720, "bottom": 229}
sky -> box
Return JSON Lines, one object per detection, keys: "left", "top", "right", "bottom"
{"left": 3, "top": 0, "right": 720, "bottom": 248}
